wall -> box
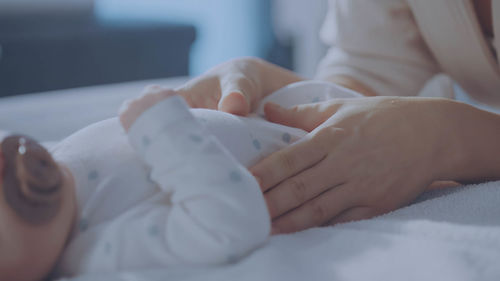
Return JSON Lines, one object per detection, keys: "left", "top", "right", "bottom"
{"left": 96, "top": 0, "right": 274, "bottom": 75}
{"left": 0, "top": 0, "right": 94, "bottom": 14}
{"left": 272, "top": 0, "right": 329, "bottom": 78}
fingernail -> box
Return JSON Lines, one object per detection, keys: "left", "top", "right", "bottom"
{"left": 220, "top": 93, "right": 249, "bottom": 116}
{"left": 230, "top": 90, "right": 243, "bottom": 96}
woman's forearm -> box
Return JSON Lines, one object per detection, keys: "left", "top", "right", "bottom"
{"left": 441, "top": 100, "right": 500, "bottom": 183}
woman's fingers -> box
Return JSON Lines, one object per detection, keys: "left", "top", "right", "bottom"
{"left": 264, "top": 158, "right": 345, "bottom": 219}
{"left": 250, "top": 134, "right": 329, "bottom": 193}
{"left": 264, "top": 101, "right": 343, "bottom": 132}
{"left": 176, "top": 58, "right": 267, "bottom": 115}
{"left": 251, "top": 127, "right": 345, "bottom": 192}
{"left": 218, "top": 74, "right": 258, "bottom": 116}
{"left": 218, "top": 91, "right": 250, "bottom": 116}
{"left": 264, "top": 103, "right": 317, "bottom": 132}
{"left": 326, "top": 206, "right": 376, "bottom": 226}
{"left": 177, "top": 57, "right": 304, "bottom": 115}
{"left": 270, "top": 184, "right": 355, "bottom": 234}
{"left": 176, "top": 76, "right": 220, "bottom": 109}
{"left": 177, "top": 73, "right": 255, "bottom": 115}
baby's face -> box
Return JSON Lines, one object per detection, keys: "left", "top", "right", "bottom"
{"left": 0, "top": 135, "right": 76, "bottom": 281}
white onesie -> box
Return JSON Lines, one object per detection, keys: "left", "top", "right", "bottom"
{"left": 51, "top": 81, "right": 360, "bottom": 277}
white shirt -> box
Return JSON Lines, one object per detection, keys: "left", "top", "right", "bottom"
{"left": 317, "top": 0, "right": 500, "bottom": 107}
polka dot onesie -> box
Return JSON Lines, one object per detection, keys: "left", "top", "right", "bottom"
{"left": 50, "top": 81, "right": 360, "bottom": 277}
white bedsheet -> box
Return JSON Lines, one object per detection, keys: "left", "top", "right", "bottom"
{"left": 1, "top": 79, "right": 499, "bottom": 281}
{"left": 58, "top": 182, "right": 500, "bottom": 281}
{"left": 0, "top": 77, "right": 187, "bottom": 142}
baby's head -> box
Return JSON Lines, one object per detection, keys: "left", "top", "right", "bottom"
{"left": 0, "top": 135, "right": 76, "bottom": 281}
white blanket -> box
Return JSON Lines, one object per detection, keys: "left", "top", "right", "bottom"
{"left": 57, "top": 181, "right": 500, "bottom": 281}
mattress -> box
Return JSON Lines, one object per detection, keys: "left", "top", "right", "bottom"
{"left": 0, "top": 77, "right": 187, "bottom": 142}
{"left": 1, "top": 78, "right": 499, "bottom": 281}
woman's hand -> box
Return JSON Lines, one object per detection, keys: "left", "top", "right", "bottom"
{"left": 251, "top": 97, "right": 460, "bottom": 234}
{"left": 175, "top": 57, "right": 303, "bottom": 116}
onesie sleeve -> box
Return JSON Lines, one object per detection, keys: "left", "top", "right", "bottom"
{"left": 127, "top": 96, "right": 270, "bottom": 264}
{"left": 316, "top": 0, "right": 440, "bottom": 97}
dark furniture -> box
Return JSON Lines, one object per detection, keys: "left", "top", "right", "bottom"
{"left": 0, "top": 15, "right": 196, "bottom": 97}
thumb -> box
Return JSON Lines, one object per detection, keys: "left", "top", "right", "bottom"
{"left": 218, "top": 75, "right": 259, "bottom": 116}
{"left": 219, "top": 91, "right": 250, "bottom": 116}
{"left": 264, "top": 102, "right": 334, "bottom": 132}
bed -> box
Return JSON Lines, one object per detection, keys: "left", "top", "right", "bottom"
{"left": 1, "top": 78, "right": 499, "bottom": 281}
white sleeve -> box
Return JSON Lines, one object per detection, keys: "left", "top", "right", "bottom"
{"left": 316, "top": 0, "right": 440, "bottom": 97}
{"left": 127, "top": 96, "right": 270, "bottom": 264}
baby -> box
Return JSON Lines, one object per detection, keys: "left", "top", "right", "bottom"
{"left": 0, "top": 81, "right": 360, "bottom": 281}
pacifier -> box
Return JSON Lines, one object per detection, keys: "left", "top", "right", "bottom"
{"left": 1, "top": 135, "right": 63, "bottom": 224}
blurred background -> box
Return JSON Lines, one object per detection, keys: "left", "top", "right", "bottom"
{"left": 0, "top": 0, "right": 329, "bottom": 97}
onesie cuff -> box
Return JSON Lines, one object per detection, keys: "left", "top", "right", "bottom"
{"left": 128, "top": 95, "right": 194, "bottom": 155}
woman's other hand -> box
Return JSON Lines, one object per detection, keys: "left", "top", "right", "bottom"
{"left": 251, "top": 97, "right": 461, "bottom": 234}
{"left": 175, "top": 57, "right": 303, "bottom": 116}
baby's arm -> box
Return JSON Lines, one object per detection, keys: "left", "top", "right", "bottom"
{"left": 120, "top": 87, "right": 270, "bottom": 264}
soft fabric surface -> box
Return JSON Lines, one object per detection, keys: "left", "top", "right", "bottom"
{"left": 57, "top": 181, "right": 500, "bottom": 281}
